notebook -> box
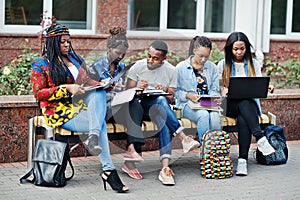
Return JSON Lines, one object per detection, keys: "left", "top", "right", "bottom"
{"left": 227, "top": 77, "right": 270, "bottom": 99}
{"left": 199, "top": 95, "right": 220, "bottom": 107}
{"left": 84, "top": 63, "right": 134, "bottom": 91}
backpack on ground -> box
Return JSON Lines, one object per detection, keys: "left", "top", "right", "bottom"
{"left": 20, "top": 139, "right": 74, "bottom": 187}
{"left": 256, "top": 125, "right": 288, "bottom": 165}
{"left": 200, "top": 130, "right": 233, "bottom": 179}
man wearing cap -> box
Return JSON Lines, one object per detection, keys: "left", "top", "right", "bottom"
{"left": 126, "top": 40, "right": 200, "bottom": 186}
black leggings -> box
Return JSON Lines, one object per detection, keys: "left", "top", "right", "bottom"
{"left": 226, "top": 99, "right": 263, "bottom": 160}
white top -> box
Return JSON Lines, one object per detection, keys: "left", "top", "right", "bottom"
{"left": 234, "top": 62, "right": 246, "bottom": 77}
{"left": 68, "top": 65, "right": 79, "bottom": 80}
{"left": 127, "top": 59, "right": 177, "bottom": 90}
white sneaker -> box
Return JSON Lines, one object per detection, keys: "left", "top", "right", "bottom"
{"left": 236, "top": 158, "right": 248, "bottom": 176}
{"left": 257, "top": 136, "right": 275, "bottom": 156}
{"left": 182, "top": 135, "right": 200, "bottom": 153}
{"left": 158, "top": 167, "right": 175, "bottom": 186}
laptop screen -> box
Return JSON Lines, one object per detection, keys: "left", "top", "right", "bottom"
{"left": 227, "top": 77, "right": 270, "bottom": 99}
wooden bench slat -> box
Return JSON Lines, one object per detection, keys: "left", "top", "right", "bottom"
{"left": 32, "top": 113, "right": 271, "bottom": 137}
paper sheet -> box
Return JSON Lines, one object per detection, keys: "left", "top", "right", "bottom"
{"left": 111, "top": 88, "right": 140, "bottom": 106}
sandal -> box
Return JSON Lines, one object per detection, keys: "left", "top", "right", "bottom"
{"left": 123, "top": 152, "right": 144, "bottom": 162}
{"left": 122, "top": 162, "right": 143, "bottom": 180}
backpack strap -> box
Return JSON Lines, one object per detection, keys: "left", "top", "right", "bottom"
{"left": 66, "top": 155, "right": 75, "bottom": 181}
{"left": 19, "top": 168, "right": 34, "bottom": 184}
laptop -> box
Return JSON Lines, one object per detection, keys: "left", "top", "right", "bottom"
{"left": 227, "top": 77, "right": 270, "bottom": 99}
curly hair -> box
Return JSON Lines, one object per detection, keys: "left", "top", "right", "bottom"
{"left": 107, "top": 26, "right": 128, "bottom": 49}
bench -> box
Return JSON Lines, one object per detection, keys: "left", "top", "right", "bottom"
{"left": 27, "top": 111, "right": 276, "bottom": 168}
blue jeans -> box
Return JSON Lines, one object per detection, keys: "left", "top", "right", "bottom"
{"left": 182, "top": 104, "right": 221, "bottom": 143}
{"left": 61, "top": 90, "right": 114, "bottom": 171}
{"left": 140, "top": 96, "right": 183, "bottom": 160}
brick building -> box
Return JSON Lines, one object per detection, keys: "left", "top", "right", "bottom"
{"left": 0, "top": 0, "right": 299, "bottom": 66}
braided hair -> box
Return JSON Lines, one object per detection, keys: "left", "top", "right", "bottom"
{"left": 43, "top": 23, "right": 82, "bottom": 86}
{"left": 188, "top": 36, "right": 212, "bottom": 56}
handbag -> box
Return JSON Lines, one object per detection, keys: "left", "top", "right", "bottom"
{"left": 20, "top": 139, "right": 74, "bottom": 187}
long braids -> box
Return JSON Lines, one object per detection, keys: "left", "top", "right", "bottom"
{"left": 43, "top": 23, "right": 83, "bottom": 86}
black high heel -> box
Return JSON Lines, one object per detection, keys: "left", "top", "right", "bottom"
{"left": 101, "top": 169, "right": 129, "bottom": 193}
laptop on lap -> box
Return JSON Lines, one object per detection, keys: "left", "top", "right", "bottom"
{"left": 227, "top": 77, "right": 270, "bottom": 99}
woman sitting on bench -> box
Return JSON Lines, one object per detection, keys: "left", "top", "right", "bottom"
{"left": 30, "top": 23, "right": 128, "bottom": 193}
{"left": 217, "top": 32, "right": 275, "bottom": 176}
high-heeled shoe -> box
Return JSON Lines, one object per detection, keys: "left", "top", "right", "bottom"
{"left": 101, "top": 169, "right": 129, "bottom": 193}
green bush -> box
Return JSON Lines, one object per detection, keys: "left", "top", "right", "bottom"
{"left": 123, "top": 49, "right": 186, "bottom": 66}
{"left": 210, "top": 43, "right": 224, "bottom": 65}
{"left": 0, "top": 45, "right": 39, "bottom": 95}
{"left": 264, "top": 47, "right": 300, "bottom": 88}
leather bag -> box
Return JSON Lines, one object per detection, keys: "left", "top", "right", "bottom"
{"left": 20, "top": 139, "right": 74, "bottom": 187}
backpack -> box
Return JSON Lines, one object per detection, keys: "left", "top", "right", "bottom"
{"left": 256, "top": 125, "right": 288, "bottom": 165}
{"left": 200, "top": 130, "right": 233, "bottom": 179}
{"left": 20, "top": 139, "right": 74, "bottom": 187}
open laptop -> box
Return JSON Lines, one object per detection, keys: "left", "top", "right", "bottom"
{"left": 227, "top": 77, "right": 270, "bottom": 99}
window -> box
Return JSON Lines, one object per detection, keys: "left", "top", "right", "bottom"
{"left": 53, "top": 0, "right": 90, "bottom": 29}
{"left": 127, "top": 0, "right": 160, "bottom": 31}
{"left": 1, "top": 0, "right": 95, "bottom": 34}
{"left": 270, "top": 0, "right": 287, "bottom": 34}
{"left": 292, "top": 0, "right": 300, "bottom": 32}
{"left": 4, "top": 0, "right": 42, "bottom": 25}
{"left": 127, "top": 0, "right": 234, "bottom": 36}
{"left": 271, "top": 0, "right": 300, "bottom": 35}
{"left": 167, "top": 0, "right": 197, "bottom": 29}
{"left": 204, "top": 0, "right": 234, "bottom": 33}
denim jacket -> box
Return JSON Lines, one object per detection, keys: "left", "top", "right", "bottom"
{"left": 88, "top": 55, "right": 125, "bottom": 82}
{"left": 175, "top": 56, "right": 220, "bottom": 109}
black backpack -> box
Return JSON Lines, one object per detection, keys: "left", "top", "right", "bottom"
{"left": 256, "top": 125, "right": 288, "bottom": 165}
{"left": 20, "top": 139, "right": 74, "bottom": 187}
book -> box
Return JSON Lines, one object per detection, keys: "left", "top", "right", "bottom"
{"left": 84, "top": 81, "right": 110, "bottom": 91}
{"left": 84, "top": 63, "right": 134, "bottom": 92}
{"left": 199, "top": 95, "right": 220, "bottom": 107}
{"left": 187, "top": 100, "right": 222, "bottom": 111}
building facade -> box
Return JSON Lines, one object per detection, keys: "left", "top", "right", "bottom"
{"left": 0, "top": 0, "right": 299, "bottom": 66}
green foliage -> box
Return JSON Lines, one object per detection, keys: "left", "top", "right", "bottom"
{"left": 84, "top": 52, "right": 105, "bottom": 68}
{"left": 264, "top": 47, "right": 300, "bottom": 88}
{"left": 123, "top": 49, "right": 186, "bottom": 66}
{"left": 210, "top": 43, "right": 224, "bottom": 65}
{"left": 0, "top": 45, "right": 39, "bottom": 95}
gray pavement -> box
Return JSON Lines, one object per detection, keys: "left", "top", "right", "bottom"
{"left": 0, "top": 141, "right": 300, "bottom": 200}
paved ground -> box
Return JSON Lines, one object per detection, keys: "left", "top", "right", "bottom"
{"left": 0, "top": 141, "right": 299, "bottom": 200}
